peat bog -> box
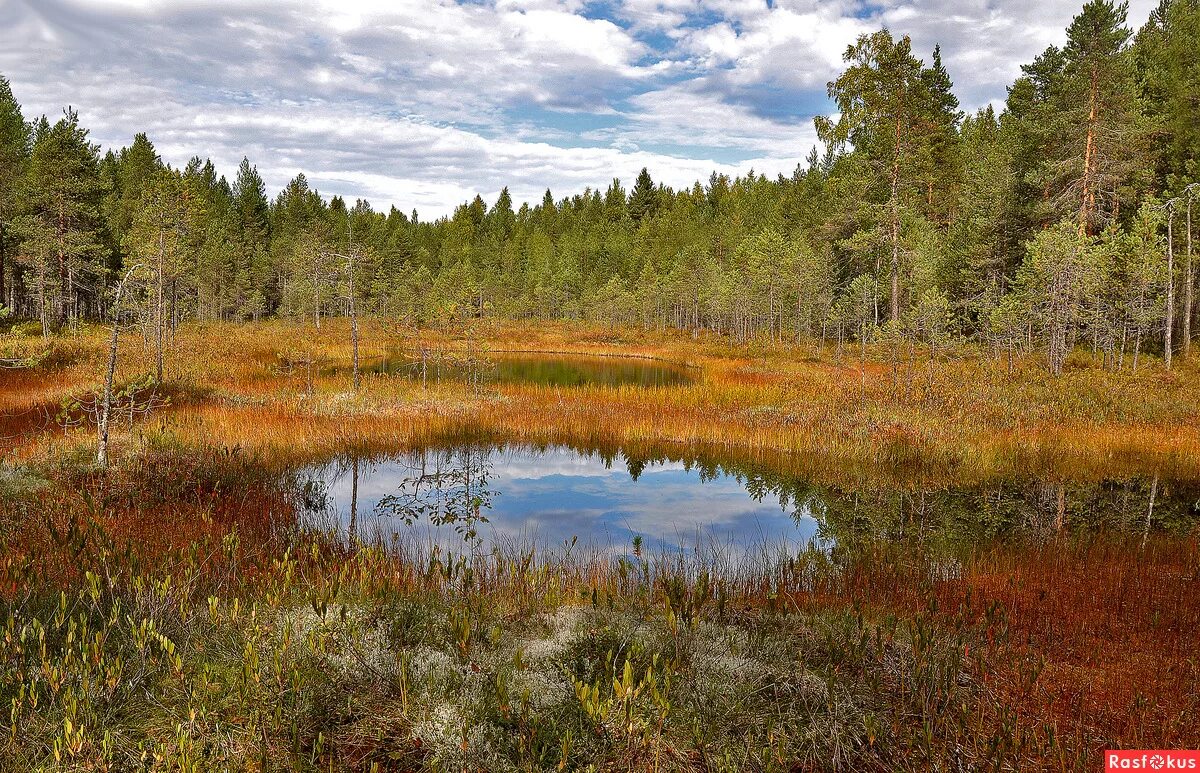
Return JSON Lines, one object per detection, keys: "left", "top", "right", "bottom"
{"left": 3, "top": 320, "right": 1198, "bottom": 771}
{"left": 4, "top": 0, "right": 1200, "bottom": 764}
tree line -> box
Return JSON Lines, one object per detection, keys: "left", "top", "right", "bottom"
{"left": 0, "top": 0, "right": 1197, "bottom": 375}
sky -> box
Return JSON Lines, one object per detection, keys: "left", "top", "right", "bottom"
{"left": 0, "top": 0, "right": 1158, "bottom": 219}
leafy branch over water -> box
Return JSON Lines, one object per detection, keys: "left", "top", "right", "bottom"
{"left": 374, "top": 445, "right": 495, "bottom": 542}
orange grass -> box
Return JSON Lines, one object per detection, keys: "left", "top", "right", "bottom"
{"left": 7, "top": 317, "right": 1200, "bottom": 485}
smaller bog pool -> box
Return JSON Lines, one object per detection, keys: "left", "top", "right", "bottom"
{"left": 346, "top": 352, "right": 695, "bottom": 388}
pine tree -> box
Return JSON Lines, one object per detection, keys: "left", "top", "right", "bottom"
{"left": 15, "top": 109, "right": 106, "bottom": 336}
{"left": 819, "top": 31, "right": 938, "bottom": 323}
{"left": 0, "top": 76, "right": 30, "bottom": 311}
{"left": 1070, "top": 1, "right": 1146, "bottom": 233}
{"left": 1028, "top": 0, "right": 1149, "bottom": 235}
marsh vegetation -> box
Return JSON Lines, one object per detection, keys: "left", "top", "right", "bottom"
{"left": 1, "top": 317, "right": 1198, "bottom": 771}
{"left": 2, "top": 0, "right": 1200, "bottom": 765}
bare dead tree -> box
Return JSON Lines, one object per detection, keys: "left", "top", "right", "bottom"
{"left": 97, "top": 264, "right": 140, "bottom": 468}
{"left": 1160, "top": 198, "right": 1180, "bottom": 370}
{"left": 1165, "top": 198, "right": 1177, "bottom": 370}
{"left": 1184, "top": 184, "right": 1199, "bottom": 360}
{"left": 349, "top": 245, "right": 359, "bottom": 392}
{"left": 320, "top": 215, "right": 361, "bottom": 391}
{"left": 1142, "top": 473, "right": 1158, "bottom": 550}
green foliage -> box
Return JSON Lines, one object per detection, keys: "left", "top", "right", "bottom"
{"left": 12, "top": 109, "right": 106, "bottom": 336}
{"left": 0, "top": 0, "right": 1197, "bottom": 372}
{"left": 0, "top": 75, "right": 29, "bottom": 310}
{"left": 1011, "top": 220, "right": 1095, "bottom": 374}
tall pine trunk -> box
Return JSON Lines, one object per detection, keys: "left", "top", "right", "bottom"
{"left": 1184, "top": 196, "right": 1194, "bottom": 359}
{"left": 889, "top": 112, "right": 902, "bottom": 323}
{"left": 1078, "top": 63, "right": 1099, "bottom": 237}
{"left": 1165, "top": 208, "right": 1174, "bottom": 369}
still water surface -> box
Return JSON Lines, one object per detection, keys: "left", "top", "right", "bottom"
{"left": 299, "top": 443, "right": 1199, "bottom": 552}
{"left": 352, "top": 352, "right": 694, "bottom": 388}
{"left": 302, "top": 444, "right": 816, "bottom": 551}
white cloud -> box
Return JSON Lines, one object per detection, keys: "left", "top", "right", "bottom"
{"left": 610, "top": 82, "right": 818, "bottom": 160}
{"left": 0, "top": 0, "right": 1162, "bottom": 217}
{"left": 671, "top": 3, "right": 871, "bottom": 88}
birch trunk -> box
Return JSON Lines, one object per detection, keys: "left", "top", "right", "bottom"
{"left": 97, "top": 265, "right": 139, "bottom": 468}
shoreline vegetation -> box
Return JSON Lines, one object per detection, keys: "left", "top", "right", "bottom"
{"left": 5, "top": 318, "right": 1200, "bottom": 482}
{"left": 1, "top": 318, "right": 1198, "bottom": 771}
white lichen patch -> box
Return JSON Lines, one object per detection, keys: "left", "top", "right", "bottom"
{"left": 410, "top": 702, "right": 462, "bottom": 757}
{"left": 509, "top": 666, "right": 572, "bottom": 710}
{"left": 411, "top": 701, "right": 519, "bottom": 773}
{"left": 407, "top": 644, "right": 455, "bottom": 688}
{"left": 515, "top": 605, "right": 588, "bottom": 662}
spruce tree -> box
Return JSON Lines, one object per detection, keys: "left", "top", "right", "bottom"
{"left": 917, "top": 44, "right": 963, "bottom": 226}
{"left": 628, "top": 168, "right": 659, "bottom": 223}
{"left": 1134, "top": 0, "right": 1200, "bottom": 182}
{"left": 107, "top": 132, "right": 162, "bottom": 249}
{"left": 231, "top": 157, "right": 272, "bottom": 318}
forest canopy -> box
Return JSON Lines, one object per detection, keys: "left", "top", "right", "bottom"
{"left": 0, "top": 0, "right": 1197, "bottom": 375}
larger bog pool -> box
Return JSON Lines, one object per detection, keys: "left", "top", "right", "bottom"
{"left": 299, "top": 444, "right": 817, "bottom": 551}
{"left": 297, "top": 443, "right": 1200, "bottom": 553}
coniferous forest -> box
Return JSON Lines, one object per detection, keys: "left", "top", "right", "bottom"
{"left": 5, "top": 1, "right": 1200, "bottom": 770}
{"left": 1, "top": 0, "right": 1197, "bottom": 374}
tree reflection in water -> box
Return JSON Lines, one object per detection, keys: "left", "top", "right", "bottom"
{"left": 299, "top": 441, "right": 1200, "bottom": 553}
{"left": 373, "top": 445, "right": 495, "bottom": 542}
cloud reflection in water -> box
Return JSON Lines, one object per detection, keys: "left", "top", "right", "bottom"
{"left": 306, "top": 445, "right": 818, "bottom": 553}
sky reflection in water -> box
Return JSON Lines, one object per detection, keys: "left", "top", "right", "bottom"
{"left": 305, "top": 445, "right": 817, "bottom": 552}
